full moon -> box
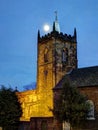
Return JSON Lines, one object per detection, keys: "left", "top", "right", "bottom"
{"left": 43, "top": 24, "right": 50, "bottom": 32}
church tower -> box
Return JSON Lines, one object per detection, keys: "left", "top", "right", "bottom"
{"left": 37, "top": 13, "right": 77, "bottom": 93}
{"left": 17, "top": 13, "right": 78, "bottom": 125}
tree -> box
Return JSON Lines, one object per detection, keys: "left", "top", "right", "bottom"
{"left": 0, "top": 86, "right": 22, "bottom": 130}
{"left": 53, "top": 80, "right": 90, "bottom": 129}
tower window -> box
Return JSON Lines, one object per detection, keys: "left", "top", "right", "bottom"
{"left": 62, "top": 50, "right": 66, "bottom": 62}
{"left": 44, "top": 54, "right": 48, "bottom": 62}
{"left": 62, "top": 48, "right": 68, "bottom": 63}
{"left": 44, "top": 48, "right": 48, "bottom": 62}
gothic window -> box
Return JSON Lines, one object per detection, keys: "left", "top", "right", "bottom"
{"left": 62, "top": 48, "right": 68, "bottom": 70}
{"left": 69, "top": 46, "right": 74, "bottom": 56}
{"left": 44, "top": 48, "right": 48, "bottom": 62}
{"left": 62, "top": 48, "right": 68, "bottom": 63}
{"left": 62, "top": 49, "right": 66, "bottom": 62}
{"left": 44, "top": 53, "right": 48, "bottom": 62}
{"left": 87, "top": 100, "right": 95, "bottom": 120}
{"left": 41, "top": 120, "right": 47, "bottom": 130}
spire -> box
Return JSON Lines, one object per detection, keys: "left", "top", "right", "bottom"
{"left": 52, "top": 11, "right": 60, "bottom": 33}
{"left": 55, "top": 11, "right": 58, "bottom": 21}
{"left": 37, "top": 30, "right": 40, "bottom": 42}
{"left": 74, "top": 28, "right": 77, "bottom": 42}
{"left": 74, "top": 28, "right": 77, "bottom": 38}
{"left": 53, "top": 21, "right": 55, "bottom": 32}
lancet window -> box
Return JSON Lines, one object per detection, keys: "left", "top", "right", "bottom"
{"left": 87, "top": 100, "right": 95, "bottom": 120}
{"left": 62, "top": 48, "right": 68, "bottom": 63}
{"left": 62, "top": 49, "right": 66, "bottom": 62}
{"left": 44, "top": 48, "right": 48, "bottom": 62}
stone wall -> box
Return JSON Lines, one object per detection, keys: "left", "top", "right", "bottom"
{"left": 53, "top": 86, "right": 98, "bottom": 130}
{"left": 18, "top": 121, "right": 30, "bottom": 130}
{"left": 79, "top": 86, "right": 98, "bottom": 111}
{"left": 79, "top": 86, "right": 98, "bottom": 130}
{"left": 30, "top": 117, "right": 53, "bottom": 130}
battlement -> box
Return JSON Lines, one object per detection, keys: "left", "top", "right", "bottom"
{"left": 38, "top": 30, "right": 77, "bottom": 43}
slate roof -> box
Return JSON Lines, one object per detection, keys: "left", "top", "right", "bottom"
{"left": 54, "top": 66, "right": 98, "bottom": 89}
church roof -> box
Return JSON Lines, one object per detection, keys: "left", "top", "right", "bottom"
{"left": 54, "top": 66, "right": 98, "bottom": 89}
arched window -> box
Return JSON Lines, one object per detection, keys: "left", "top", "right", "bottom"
{"left": 44, "top": 48, "right": 48, "bottom": 62}
{"left": 87, "top": 100, "right": 95, "bottom": 120}
{"left": 62, "top": 48, "right": 68, "bottom": 63}
{"left": 62, "top": 49, "right": 66, "bottom": 62}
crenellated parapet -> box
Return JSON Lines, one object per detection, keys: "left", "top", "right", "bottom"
{"left": 38, "top": 30, "right": 77, "bottom": 44}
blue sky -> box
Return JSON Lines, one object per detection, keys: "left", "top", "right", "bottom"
{"left": 0, "top": 0, "right": 98, "bottom": 91}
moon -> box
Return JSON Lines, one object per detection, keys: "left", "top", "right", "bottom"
{"left": 43, "top": 24, "right": 50, "bottom": 32}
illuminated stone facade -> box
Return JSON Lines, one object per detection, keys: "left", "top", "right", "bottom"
{"left": 16, "top": 15, "right": 78, "bottom": 130}
{"left": 17, "top": 27, "right": 77, "bottom": 122}
{"left": 16, "top": 15, "right": 98, "bottom": 130}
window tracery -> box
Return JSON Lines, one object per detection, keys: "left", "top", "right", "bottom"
{"left": 62, "top": 48, "right": 68, "bottom": 64}
{"left": 87, "top": 100, "right": 95, "bottom": 120}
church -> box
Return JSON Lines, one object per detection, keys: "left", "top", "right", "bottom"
{"left": 17, "top": 14, "right": 98, "bottom": 130}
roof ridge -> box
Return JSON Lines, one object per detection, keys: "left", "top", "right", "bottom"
{"left": 77, "top": 65, "right": 98, "bottom": 70}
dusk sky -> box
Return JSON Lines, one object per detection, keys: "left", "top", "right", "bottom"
{"left": 0, "top": 0, "right": 98, "bottom": 91}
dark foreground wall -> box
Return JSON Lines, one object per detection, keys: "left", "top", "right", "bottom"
{"left": 18, "top": 121, "right": 30, "bottom": 130}
{"left": 18, "top": 117, "right": 54, "bottom": 130}
{"left": 81, "top": 118, "right": 98, "bottom": 130}
{"left": 30, "top": 117, "right": 53, "bottom": 130}
{"left": 53, "top": 86, "right": 98, "bottom": 130}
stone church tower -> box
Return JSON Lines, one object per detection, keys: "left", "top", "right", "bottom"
{"left": 17, "top": 14, "right": 78, "bottom": 129}
{"left": 37, "top": 14, "right": 77, "bottom": 92}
